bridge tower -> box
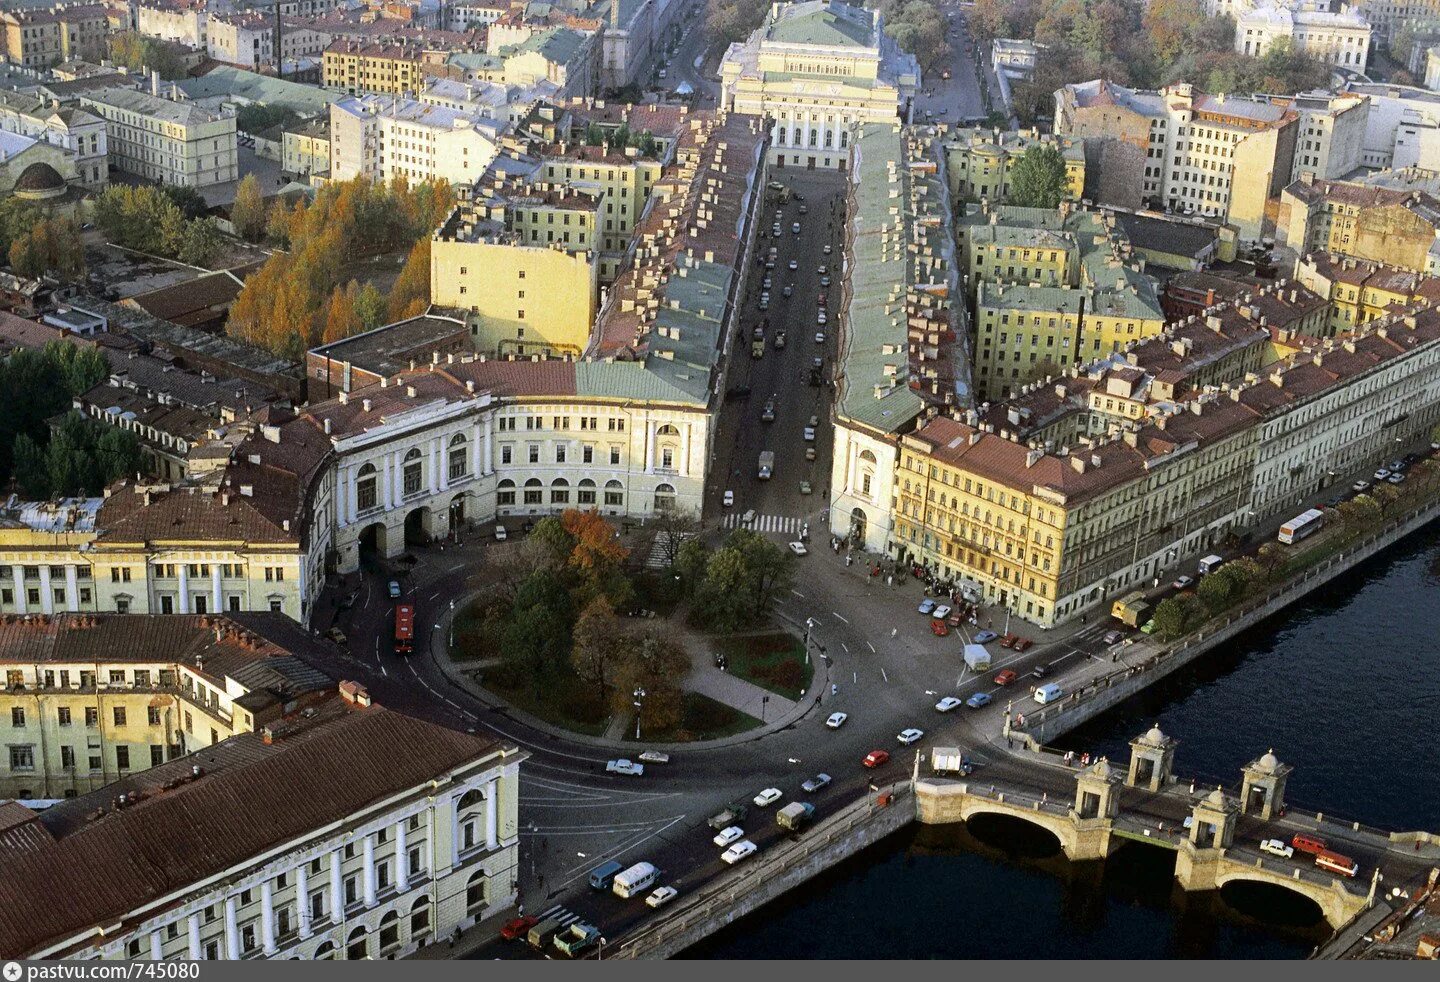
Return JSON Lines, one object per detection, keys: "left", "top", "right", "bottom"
{"left": 1068, "top": 757, "right": 1121, "bottom": 860}
{"left": 1126, "top": 724, "right": 1177, "bottom": 792}
{"left": 1175, "top": 787, "right": 1240, "bottom": 892}
{"left": 1240, "top": 749, "right": 1292, "bottom": 821}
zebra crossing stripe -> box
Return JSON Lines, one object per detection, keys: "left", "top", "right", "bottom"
{"left": 540, "top": 904, "right": 563, "bottom": 918}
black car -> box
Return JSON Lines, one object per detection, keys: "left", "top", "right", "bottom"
{"left": 726, "top": 385, "right": 752, "bottom": 399}
{"left": 1031, "top": 664, "right": 1051, "bottom": 679}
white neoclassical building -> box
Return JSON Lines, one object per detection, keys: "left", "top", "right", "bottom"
{"left": 720, "top": 0, "right": 919, "bottom": 169}
{"left": 0, "top": 685, "right": 526, "bottom": 961}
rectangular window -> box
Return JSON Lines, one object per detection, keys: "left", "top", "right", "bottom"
{"left": 8, "top": 745, "right": 34, "bottom": 771}
{"left": 113, "top": 707, "right": 126, "bottom": 727}
{"left": 60, "top": 745, "right": 75, "bottom": 768}
{"left": 115, "top": 745, "right": 129, "bottom": 769}
{"left": 57, "top": 706, "right": 71, "bottom": 726}
{"left": 85, "top": 706, "right": 98, "bottom": 727}
{"left": 151, "top": 744, "right": 164, "bottom": 766}
{"left": 10, "top": 707, "right": 24, "bottom": 727}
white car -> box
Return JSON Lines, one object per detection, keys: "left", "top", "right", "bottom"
{"left": 897, "top": 728, "right": 925, "bottom": 745}
{"left": 1259, "top": 838, "right": 1295, "bottom": 859}
{"left": 723, "top": 489, "right": 734, "bottom": 507}
{"left": 753, "top": 787, "right": 782, "bottom": 807}
{"left": 788, "top": 259, "right": 798, "bottom": 270}
{"left": 645, "top": 886, "right": 679, "bottom": 908}
{"left": 823, "top": 244, "right": 832, "bottom": 255}
{"left": 1171, "top": 575, "right": 1194, "bottom": 590}
{"left": 826, "top": 712, "right": 848, "bottom": 729}
{"left": 791, "top": 222, "right": 801, "bottom": 234}
{"left": 803, "top": 426, "right": 816, "bottom": 442}
{"left": 934, "top": 697, "right": 962, "bottom": 713}
{"left": 493, "top": 525, "right": 508, "bottom": 541}
{"left": 721, "top": 840, "right": 758, "bottom": 864}
{"left": 788, "top": 541, "right": 808, "bottom": 556}
{"left": 713, "top": 825, "right": 745, "bottom": 847}
{"left": 605, "top": 759, "right": 644, "bottom": 776}
{"left": 814, "top": 332, "right": 826, "bottom": 344}
{"left": 638, "top": 750, "right": 670, "bottom": 764}
{"left": 933, "top": 604, "right": 952, "bottom": 620}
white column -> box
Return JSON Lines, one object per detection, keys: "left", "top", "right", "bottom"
{"left": 223, "top": 895, "right": 239, "bottom": 959}
{"left": 187, "top": 913, "right": 201, "bottom": 959}
{"left": 38, "top": 566, "right": 53, "bottom": 615}
{"left": 11, "top": 566, "right": 25, "bottom": 614}
{"left": 644, "top": 420, "right": 655, "bottom": 473}
{"left": 330, "top": 850, "right": 343, "bottom": 921}
{"left": 63, "top": 566, "right": 78, "bottom": 611}
{"left": 297, "top": 862, "right": 313, "bottom": 938}
{"left": 483, "top": 416, "right": 494, "bottom": 475}
{"left": 149, "top": 929, "right": 163, "bottom": 960}
{"left": 486, "top": 781, "right": 497, "bottom": 849}
{"left": 430, "top": 439, "right": 441, "bottom": 493}
{"left": 681, "top": 424, "right": 692, "bottom": 477}
{"left": 211, "top": 565, "right": 222, "bottom": 614}
{"left": 451, "top": 795, "right": 461, "bottom": 866}
{"left": 362, "top": 834, "right": 377, "bottom": 907}
{"left": 437, "top": 438, "right": 448, "bottom": 491}
{"left": 260, "top": 880, "right": 276, "bottom": 955}
{"left": 176, "top": 565, "right": 189, "bottom": 614}
{"left": 470, "top": 422, "right": 482, "bottom": 477}
{"left": 396, "top": 820, "right": 409, "bottom": 891}
{"left": 381, "top": 456, "right": 393, "bottom": 509}
{"left": 392, "top": 452, "right": 404, "bottom": 503}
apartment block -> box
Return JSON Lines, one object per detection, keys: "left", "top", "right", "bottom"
{"left": 1237, "top": 3, "right": 1372, "bottom": 73}
{"left": 0, "top": 4, "right": 109, "bottom": 69}
{"left": 328, "top": 95, "right": 502, "bottom": 185}
{"left": 1293, "top": 251, "right": 1440, "bottom": 329}
{"left": 322, "top": 38, "right": 427, "bottom": 96}
{"left": 1280, "top": 173, "right": 1440, "bottom": 272}
{"left": 79, "top": 85, "right": 237, "bottom": 187}
{"left": 134, "top": 0, "right": 207, "bottom": 48}
{"left": 534, "top": 140, "right": 664, "bottom": 258}
{"left": 944, "top": 127, "right": 1085, "bottom": 204}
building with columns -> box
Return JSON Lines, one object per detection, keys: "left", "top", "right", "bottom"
{"left": 0, "top": 680, "right": 525, "bottom": 961}
{"left": 720, "top": 0, "right": 919, "bottom": 169}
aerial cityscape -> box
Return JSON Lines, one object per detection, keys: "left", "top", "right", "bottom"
{"left": 0, "top": 0, "right": 1439, "bottom": 963}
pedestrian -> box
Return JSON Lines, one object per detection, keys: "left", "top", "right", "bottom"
{"left": 891, "top": 627, "right": 898, "bottom": 638}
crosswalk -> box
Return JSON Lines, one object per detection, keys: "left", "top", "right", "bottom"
{"left": 644, "top": 531, "right": 692, "bottom": 569}
{"left": 721, "top": 512, "right": 807, "bottom": 535}
{"left": 536, "top": 903, "right": 584, "bottom": 930}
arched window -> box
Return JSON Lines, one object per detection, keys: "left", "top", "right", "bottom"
{"left": 356, "top": 463, "right": 377, "bottom": 511}
{"left": 497, "top": 478, "right": 516, "bottom": 507}
{"left": 577, "top": 478, "right": 596, "bottom": 505}
{"left": 314, "top": 941, "right": 335, "bottom": 960}
{"left": 603, "top": 479, "right": 624, "bottom": 508}
{"left": 378, "top": 910, "right": 400, "bottom": 952}
{"left": 466, "top": 870, "right": 489, "bottom": 916}
{"left": 859, "top": 449, "right": 877, "bottom": 464}
{"left": 346, "top": 927, "right": 368, "bottom": 960}
{"left": 523, "top": 478, "right": 542, "bottom": 505}
{"left": 448, "top": 433, "right": 468, "bottom": 482}
{"left": 656, "top": 423, "right": 679, "bottom": 436}
{"left": 458, "top": 788, "right": 484, "bottom": 850}
{"left": 410, "top": 897, "right": 430, "bottom": 939}
{"left": 551, "top": 477, "right": 569, "bottom": 504}
{"left": 403, "top": 448, "right": 423, "bottom": 497}
{"left": 654, "top": 483, "right": 675, "bottom": 513}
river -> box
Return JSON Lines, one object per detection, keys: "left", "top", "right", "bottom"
{"left": 689, "top": 525, "right": 1440, "bottom": 958}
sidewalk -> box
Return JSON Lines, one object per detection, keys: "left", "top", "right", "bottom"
{"left": 680, "top": 633, "right": 799, "bottom": 723}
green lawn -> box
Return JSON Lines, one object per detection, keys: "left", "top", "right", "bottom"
{"left": 715, "top": 632, "right": 814, "bottom": 699}
{"left": 477, "top": 667, "right": 611, "bottom": 737}
{"left": 625, "top": 692, "right": 761, "bottom": 743}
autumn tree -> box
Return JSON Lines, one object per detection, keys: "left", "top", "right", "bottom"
{"left": 570, "top": 597, "right": 627, "bottom": 707}
{"left": 321, "top": 282, "right": 363, "bottom": 343}
{"left": 231, "top": 174, "right": 267, "bottom": 242}
{"left": 388, "top": 237, "right": 432, "bottom": 321}
{"left": 354, "top": 282, "right": 388, "bottom": 330}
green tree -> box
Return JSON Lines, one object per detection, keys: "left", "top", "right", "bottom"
{"left": 176, "top": 217, "right": 223, "bottom": 267}
{"left": 727, "top": 528, "right": 794, "bottom": 618}
{"left": 529, "top": 515, "right": 576, "bottom": 570}
{"left": 612, "top": 627, "right": 688, "bottom": 731}
{"left": 354, "top": 281, "right": 388, "bottom": 330}
{"left": 674, "top": 538, "right": 710, "bottom": 593}
{"left": 501, "top": 571, "right": 575, "bottom": 693}
{"left": 231, "top": 174, "right": 267, "bottom": 242}
{"left": 45, "top": 340, "right": 107, "bottom": 395}
{"left": 11, "top": 434, "right": 48, "bottom": 499}
{"left": 692, "top": 546, "right": 751, "bottom": 631}
{"left": 1008, "top": 143, "right": 1070, "bottom": 209}
{"left": 162, "top": 185, "right": 210, "bottom": 221}
{"left": 1151, "top": 594, "right": 1202, "bottom": 639}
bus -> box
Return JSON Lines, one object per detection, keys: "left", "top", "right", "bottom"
{"left": 1278, "top": 508, "right": 1325, "bottom": 545}
{"left": 1314, "top": 849, "right": 1358, "bottom": 878}
{"left": 394, "top": 603, "right": 414, "bottom": 655}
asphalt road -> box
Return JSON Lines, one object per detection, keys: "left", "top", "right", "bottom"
{"left": 913, "top": 1, "right": 988, "bottom": 125}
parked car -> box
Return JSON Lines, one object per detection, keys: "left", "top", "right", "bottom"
{"left": 1389, "top": 472, "right": 1407, "bottom": 484}
{"left": 387, "top": 581, "right": 402, "bottom": 598}
{"left": 1013, "top": 637, "right": 1033, "bottom": 652}
{"left": 863, "top": 749, "right": 890, "bottom": 768}
{"left": 801, "top": 773, "right": 832, "bottom": 793}
{"left": 1260, "top": 838, "right": 1295, "bottom": 859}
{"left": 788, "top": 541, "right": 809, "bottom": 556}
{"left": 803, "top": 426, "right": 816, "bottom": 441}
{"left": 645, "top": 886, "right": 679, "bottom": 908}
{"left": 897, "top": 728, "right": 924, "bottom": 745}
{"left": 799, "top": 480, "right": 813, "bottom": 495}
{"left": 1375, "top": 468, "right": 1391, "bottom": 481}
{"left": 638, "top": 750, "right": 670, "bottom": 764}
{"left": 917, "top": 599, "right": 937, "bottom": 615}
{"left": 814, "top": 332, "right": 826, "bottom": 344}
{"left": 494, "top": 525, "right": 508, "bottom": 541}
{"left": 723, "top": 489, "right": 734, "bottom": 507}
{"left": 934, "top": 696, "right": 962, "bottom": 712}
{"left": 930, "top": 619, "right": 949, "bottom": 637}
{"left": 606, "top": 759, "right": 644, "bottom": 776}
{"left": 788, "top": 259, "right": 799, "bottom": 270}
{"left": 753, "top": 787, "right": 782, "bottom": 807}
{"left": 826, "top": 712, "right": 848, "bottom": 729}
{"left": 966, "top": 692, "right": 992, "bottom": 709}
{"left": 1031, "top": 663, "right": 1051, "bottom": 679}
{"left": 1172, "top": 575, "right": 1194, "bottom": 590}
{"left": 721, "top": 840, "right": 758, "bottom": 864}
{"left": 713, "top": 825, "right": 745, "bottom": 847}
{"left": 973, "top": 630, "right": 998, "bottom": 644}
{"left": 1102, "top": 630, "right": 1124, "bottom": 645}
{"left": 993, "top": 669, "right": 1018, "bottom": 686}
{"left": 1352, "top": 479, "right": 1371, "bottom": 492}
{"left": 501, "top": 915, "right": 539, "bottom": 940}
{"left": 933, "top": 604, "right": 952, "bottom": 620}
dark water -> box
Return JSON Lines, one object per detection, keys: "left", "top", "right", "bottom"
{"left": 689, "top": 526, "right": 1440, "bottom": 959}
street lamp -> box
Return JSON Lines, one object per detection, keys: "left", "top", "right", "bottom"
{"left": 633, "top": 687, "right": 646, "bottom": 741}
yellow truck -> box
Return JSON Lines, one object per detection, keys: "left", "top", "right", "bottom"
{"left": 1111, "top": 591, "right": 1151, "bottom": 628}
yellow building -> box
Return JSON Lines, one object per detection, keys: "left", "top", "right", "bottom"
{"left": 1292, "top": 253, "right": 1439, "bottom": 332}
{"left": 0, "top": 4, "right": 109, "bottom": 69}
{"left": 430, "top": 190, "right": 599, "bottom": 357}
{"left": 0, "top": 614, "right": 337, "bottom": 800}
{"left": 282, "top": 116, "right": 331, "bottom": 181}
{"left": 322, "top": 39, "right": 427, "bottom": 96}
{"left": 1281, "top": 175, "right": 1440, "bottom": 274}
{"left": 536, "top": 143, "right": 663, "bottom": 262}
{"left": 945, "top": 127, "right": 1086, "bottom": 204}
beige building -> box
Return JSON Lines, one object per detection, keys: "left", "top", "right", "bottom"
{"left": 322, "top": 38, "right": 428, "bottom": 96}
{"left": 1280, "top": 173, "right": 1440, "bottom": 272}
{"left": 80, "top": 86, "right": 237, "bottom": 187}
{"left": 328, "top": 95, "right": 502, "bottom": 186}
{"left": 0, "top": 90, "right": 107, "bottom": 188}
{"left": 944, "top": 127, "right": 1085, "bottom": 204}
{"left": 0, "top": 678, "right": 525, "bottom": 962}
{"left": 1237, "top": 3, "right": 1372, "bottom": 73}
{"left": 282, "top": 115, "right": 330, "bottom": 179}
{"left": 134, "top": 0, "right": 208, "bottom": 48}
{"left": 0, "top": 4, "right": 109, "bottom": 70}
{"left": 720, "top": 0, "right": 919, "bottom": 169}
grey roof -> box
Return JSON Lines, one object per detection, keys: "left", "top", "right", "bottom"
{"left": 80, "top": 87, "right": 228, "bottom": 128}
{"left": 177, "top": 66, "right": 340, "bottom": 115}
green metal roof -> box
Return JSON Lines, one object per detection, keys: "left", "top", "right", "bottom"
{"left": 765, "top": 0, "right": 876, "bottom": 48}
{"left": 177, "top": 66, "right": 338, "bottom": 115}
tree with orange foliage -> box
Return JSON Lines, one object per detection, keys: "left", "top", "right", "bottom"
{"left": 322, "top": 281, "right": 363, "bottom": 344}
{"left": 388, "top": 237, "right": 432, "bottom": 321}
{"left": 560, "top": 509, "right": 630, "bottom": 572}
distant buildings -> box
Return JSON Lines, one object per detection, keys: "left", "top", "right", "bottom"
{"left": 80, "top": 85, "right": 238, "bottom": 187}
{"left": 0, "top": 4, "right": 109, "bottom": 70}
{"left": 1236, "top": 3, "right": 1372, "bottom": 73}
{"left": 1280, "top": 173, "right": 1440, "bottom": 273}
{"left": 328, "top": 94, "right": 502, "bottom": 185}
{"left": 720, "top": 0, "right": 919, "bottom": 169}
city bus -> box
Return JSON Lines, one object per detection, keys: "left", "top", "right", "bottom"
{"left": 1314, "top": 849, "right": 1358, "bottom": 878}
{"left": 394, "top": 603, "right": 414, "bottom": 655}
{"left": 1278, "top": 508, "right": 1325, "bottom": 545}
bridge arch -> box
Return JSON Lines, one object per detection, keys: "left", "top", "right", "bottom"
{"left": 1213, "top": 866, "right": 1359, "bottom": 929}
{"left": 954, "top": 797, "right": 1076, "bottom": 858}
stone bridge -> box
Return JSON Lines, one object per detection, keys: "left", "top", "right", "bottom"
{"left": 917, "top": 727, "right": 1439, "bottom": 931}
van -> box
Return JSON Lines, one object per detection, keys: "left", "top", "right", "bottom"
{"left": 612, "top": 861, "right": 658, "bottom": 898}
{"left": 587, "top": 860, "right": 624, "bottom": 890}
{"left": 1291, "top": 832, "right": 1327, "bottom": 855}
{"left": 1033, "top": 683, "right": 1063, "bottom": 705}
{"left": 527, "top": 916, "right": 564, "bottom": 949}
{"left": 1197, "top": 555, "right": 1225, "bottom": 576}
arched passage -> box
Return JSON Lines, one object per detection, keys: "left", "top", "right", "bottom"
{"left": 404, "top": 506, "right": 432, "bottom": 546}
{"left": 962, "top": 808, "right": 1066, "bottom": 859}
{"left": 358, "top": 522, "right": 389, "bottom": 564}
{"left": 449, "top": 491, "right": 467, "bottom": 529}
{"left": 849, "top": 506, "right": 868, "bottom": 543}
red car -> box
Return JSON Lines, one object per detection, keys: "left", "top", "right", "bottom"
{"left": 500, "top": 915, "right": 538, "bottom": 941}
{"left": 863, "top": 749, "right": 891, "bottom": 768}
{"left": 998, "top": 633, "right": 1018, "bottom": 648}
{"left": 946, "top": 611, "right": 964, "bottom": 627}
{"left": 993, "top": 669, "right": 1017, "bottom": 686}
{"left": 1013, "top": 637, "right": 1033, "bottom": 652}
{"left": 930, "top": 619, "right": 949, "bottom": 636}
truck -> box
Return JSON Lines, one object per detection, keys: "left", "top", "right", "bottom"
{"left": 1197, "top": 554, "right": 1225, "bottom": 576}
{"left": 553, "top": 922, "right": 601, "bottom": 957}
{"left": 777, "top": 801, "right": 816, "bottom": 831}
{"left": 1111, "top": 590, "right": 1151, "bottom": 628}
{"left": 708, "top": 802, "right": 748, "bottom": 830}
{"left": 751, "top": 339, "right": 765, "bottom": 358}
{"left": 931, "top": 747, "right": 973, "bottom": 775}
{"left": 963, "top": 643, "right": 991, "bottom": 671}
{"left": 527, "top": 916, "right": 565, "bottom": 949}
{"left": 758, "top": 450, "right": 774, "bottom": 480}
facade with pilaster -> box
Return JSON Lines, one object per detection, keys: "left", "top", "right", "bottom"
{"left": 0, "top": 685, "right": 525, "bottom": 961}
